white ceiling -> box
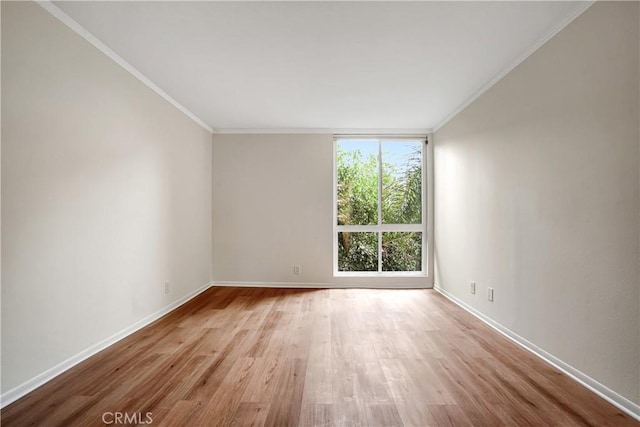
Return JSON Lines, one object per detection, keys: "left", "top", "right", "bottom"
{"left": 54, "top": 1, "right": 588, "bottom": 132}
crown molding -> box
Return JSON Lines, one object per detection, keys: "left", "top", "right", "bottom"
{"left": 433, "top": 1, "right": 595, "bottom": 133}
{"left": 215, "top": 128, "right": 432, "bottom": 135}
{"left": 36, "top": 0, "right": 594, "bottom": 138}
{"left": 36, "top": 1, "right": 214, "bottom": 134}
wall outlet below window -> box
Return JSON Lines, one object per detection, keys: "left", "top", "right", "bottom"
{"left": 470, "top": 281, "right": 476, "bottom": 294}
{"left": 488, "top": 287, "right": 494, "bottom": 302}
{"left": 293, "top": 265, "right": 301, "bottom": 275}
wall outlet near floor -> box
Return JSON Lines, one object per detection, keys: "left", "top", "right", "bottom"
{"left": 293, "top": 265, "right": 301, "bottom": 275}
{"left": 488, "top": 287, "right": 494, "bottom": 302}
{"left": 164, "top": 282, "right": 170, "bottom": 294}
{"left": 470, "top": 281, "right": 476, "bottom": 294}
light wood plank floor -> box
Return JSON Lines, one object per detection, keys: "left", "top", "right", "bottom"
{"left": 2, "top": 287, "right": 637, "bottom": 426}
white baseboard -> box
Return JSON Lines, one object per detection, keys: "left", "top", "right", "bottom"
{"left": 212, "top": 281, "right": 330, "bottom": 288}
{"left": 211, "top": 281, "right": 432, "bottom": 289}
{"left": 434, "top": 286, "right": 640, "bottom": 421}
{"left": 1, "top": 282, "right": 213, "bottom": 409}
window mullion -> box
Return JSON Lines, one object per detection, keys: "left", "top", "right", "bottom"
{"left": 377, "top": 139, "right": 383, "bottom": 273}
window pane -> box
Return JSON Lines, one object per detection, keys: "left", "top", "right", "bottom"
{"left": 382, "top": 232, "right": 422, "bottom": 271}
{"left": 338, "top": 232, "right": 378, "bottom": 272}
{"left": 381, "top": 141, "right": 422, "bottom": 224}
{"left": 336, "top": 140, "right": 378, "bottom": 225}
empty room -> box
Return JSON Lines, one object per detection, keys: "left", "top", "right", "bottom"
{"left": 1, "top": 1, "right": 639, "bottom": 426}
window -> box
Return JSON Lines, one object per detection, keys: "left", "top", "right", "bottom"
{"left": 334, "top": 137, "right": 427, "bottom": 275}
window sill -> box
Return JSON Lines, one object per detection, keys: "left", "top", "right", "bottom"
{"left": 333, "top": 272, "right": 428, "bottom": 278}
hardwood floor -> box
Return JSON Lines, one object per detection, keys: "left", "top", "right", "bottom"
{"left": 2, "top": 287, "right": 637, "bottom": 426}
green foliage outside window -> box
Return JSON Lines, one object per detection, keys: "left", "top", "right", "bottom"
{"left": 337, "top": 142, "right": 423, "bottom": 272}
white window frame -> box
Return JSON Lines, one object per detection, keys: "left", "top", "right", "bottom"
{"left": 333, "top": 135, "right": 433, "bottom": 278}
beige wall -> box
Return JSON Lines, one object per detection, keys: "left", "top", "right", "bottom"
{"left": 434, "top": 1, "right": 639, "bottom": 405}
{"left": 212, "top": 133, "right": 432, "bottom": 287}
{"left": 1, "top": 2, "right": 212, "bottom": 394}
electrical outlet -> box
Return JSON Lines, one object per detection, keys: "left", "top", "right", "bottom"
{"left": 470, "top": 281, "right": 476, "bottom": 294}
{"left": 165, "top": 282, "right": 170, "bottom": 294}
{"left": 488, "top": 287, "right": 494, "bottom": 302}
{"left": 293, "top": 265, "right": 301, "bottom": 275}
